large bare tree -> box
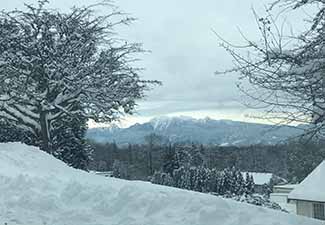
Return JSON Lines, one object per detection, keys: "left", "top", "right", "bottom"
{"left": 218, "top": 0, "right": 325, "bottom": 138}
{"left": 0, "top": 1, "right": 159, "bottom": 152}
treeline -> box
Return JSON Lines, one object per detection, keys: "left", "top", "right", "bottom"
{"left": 89, "top": 137, "right": 325, "bottom": 183}
{"left": 151, "top": 166, "right": 255, "bottom": 196}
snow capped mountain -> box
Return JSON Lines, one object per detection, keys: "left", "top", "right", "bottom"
{"left": 86, "top": 124, "right": 120, "bottom": 142}
{"left": 150, "top": 116, "right": 197, "bottom": 130}
{"left": 87, "top": 116, "right": 302, "bottom": 145}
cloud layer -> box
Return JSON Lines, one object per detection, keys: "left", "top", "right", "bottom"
{"left": 2, "top": 0, "right": 306, "bottom": 126}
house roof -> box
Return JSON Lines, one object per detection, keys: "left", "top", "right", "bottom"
{"left": 288, "top": 160, "right": 325, "bottom": 202}
{"left": 242, "top": 172, "right": 273, "bottom": 185}
{"left": 273, "top": 184, "right": 298, "bottom": 189}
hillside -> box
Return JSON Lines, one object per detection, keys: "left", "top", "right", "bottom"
{"left": 0, "top": 142, "right": 321, "bottom": 225}
{"left": 87, "top": 116, "right": 302, "bottom": 145}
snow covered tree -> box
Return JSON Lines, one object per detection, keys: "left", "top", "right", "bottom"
{"left": 0, "top": 1, "right": 159, "bottom": 153}
{"left": 52, "top": 104, "right": 92, "bottom": 170}
{"left": 244, "top": 173, "right": 255, "bottom": 195}
{"left": 144, "top": 133, "right": 163, "bottom": 175}
{"left": 218, "top": 0, "right": 325, "bottom": 138}
{"left": 162, "top": 144, "right": 179, "bottom": 176}
{"left": 151, "top": 171, "right": 174, "bottom": 187}
{"left": 173, "top": 166, "right": 192, "bottom": 190}
{"left": 208, "top": 168, "right": 220, "bottom": 193}
{"left": 172, "top": 166, "right": 184, "bottom": 188}
{"left": 0, "top": 120, "right": 22, "bottom": 143}
{"left": 234, "top": 169, "right": 245, "bottom": 195}
{"left": 217, "top": 170, "right": 226, "bottom": 195}
{"left": 192, "top": 166, "right": 210, "bottom": 192}
{"left": 215, "top": 167, "right": 247, "bottom": 196}
{"left": 175, "top": 146, "right": 192, "bottom": 167}
{"left": 221, "top": 168, "right": 233, "bottom": 195}
{"left": 191, "top": 144, "right": 206, "bottom": 167}
{"left": 0, "top": 119, "right": 36, "bottom": 145}
{"left": 112, "top": 160, "right": 130, "bottom": 179}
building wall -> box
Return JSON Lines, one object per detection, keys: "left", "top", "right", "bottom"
{"left": 271, "top": 185, "right": 297, "bottom": 213}
{"left": 270, "top": 193, "right": 288, "bottom": 204}
{"left": 270, "top": 193, "right": 296, "bottom": 213}
{"left": 296, "top": 200, "right": 313, "bottom": 218}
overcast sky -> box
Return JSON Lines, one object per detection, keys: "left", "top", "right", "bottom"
{"left": 2, "top": 0, "right": 306, "bottom": 127}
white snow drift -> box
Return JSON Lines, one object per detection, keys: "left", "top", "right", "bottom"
{"left": 0, "top": 142, "right": 322, "bottom": 225}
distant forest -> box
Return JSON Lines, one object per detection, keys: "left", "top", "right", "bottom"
{"left": 89, "top": 136, "right": 325, "bottom": 183}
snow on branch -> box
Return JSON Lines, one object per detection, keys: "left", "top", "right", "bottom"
{"left": 0, "top": 1, "right": 160, "bottom": 151}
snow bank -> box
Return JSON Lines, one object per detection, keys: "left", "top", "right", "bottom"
{"left": 0, "top": 143, "right": 322, "bottom": 225}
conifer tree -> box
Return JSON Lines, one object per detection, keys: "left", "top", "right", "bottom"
{"left": 52, "top": 107, "right": 91, "bottom": 170}
{"left": 191, "top": 144, "right": 205, "bottom": 167}
{"left": 163, "top": 144, "right": 179, "bottom": 176}
{"left": 234, "top": 169, "right": 245, "bottom": 195}
{"left": 244, "top": 173, "right": 255, "bottom": 195}
{"left": 151, "top": 171, "right": 174, "bottom": 187}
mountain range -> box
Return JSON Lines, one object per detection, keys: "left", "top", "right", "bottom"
{"left": 86, "top": 116, "right": 303, "bottom": 146}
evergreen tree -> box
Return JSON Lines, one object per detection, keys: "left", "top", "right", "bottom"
{"left": 218, "top": 170, "right": 227, "bottom": 195}
{"left": 175, "top": 146, "right": 192, "bottom": 167}
{"left": 191, "top": 144, "right": 205, "bottom": 167}
{"left": 192, "top": 167, "right": 202, "bottom": 192}
{"left": 244, "top": 173, "right": 255, "bottom": 195}
{"left": 163, "top": 144, "right": 179, "bottom": 176}
{"left": 151, "top": 171, "right": 174, "bottom": 187}
{"left": 222, "top": 168, "right": 233, "bottom": 195}
{"left": 234, "top": 169, "right": 245, "bottom": 195}
{"left": 208, "top": 169, "right": 220, "bottom": 193}
{"left": 112, "top": 160, "right": 130, "bottom": 179}
{"left": 0, "top": 119, "right": 36, "bottom": 145}
{"left": 173, "top": 166, "right": 184, "bottom": 188}
{"left": 51, "top": 101, "right": 92, "bottom": 170}
{"left": 173, "top": 166, "right": 193, "bottom": 190}
{"left": 0, "top": 120, "right": 23, "bottom": 143}
{"left": 144, "top": 133, "right": 163, "bottom": 175}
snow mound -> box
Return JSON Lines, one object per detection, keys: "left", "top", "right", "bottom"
{"left": 0, "top": 142, "right": 322, "bottom": 225}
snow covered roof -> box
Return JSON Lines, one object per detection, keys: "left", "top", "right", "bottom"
{"left": 242, "top": 172, "right": 273, "bottom": 185}
{"left": 274, "top": 184, "right": 298, "bottom": 189}
{"left": 0, "top": 143, "right": 322, "bottom": 225}
{"left": 288, "top": 160, "right": 325, "bottom": 202}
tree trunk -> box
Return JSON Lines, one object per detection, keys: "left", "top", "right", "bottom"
{"left": 40, "top": 111, "right": 51, "bottom": 153}
{"left": 148, "top": 144, "right": 153, "bottom": 175}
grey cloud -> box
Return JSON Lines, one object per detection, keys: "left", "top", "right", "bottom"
{"left": 1, "top": 0, "right": 279, "bottom": 122}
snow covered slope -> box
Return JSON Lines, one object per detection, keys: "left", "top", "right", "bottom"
{"left": 0, "top": 143, "right": 321, "bottom": 225}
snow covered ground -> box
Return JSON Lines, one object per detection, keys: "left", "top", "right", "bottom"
{"left": 0, "top": 143, "right": 322, "bottom": 225}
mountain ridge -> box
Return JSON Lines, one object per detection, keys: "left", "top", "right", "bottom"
{"left": 86, "top": 116, "right": 302, "bottom": 146}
